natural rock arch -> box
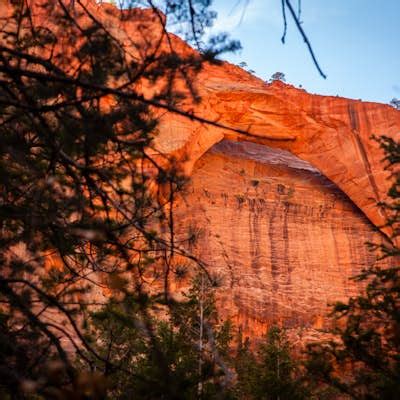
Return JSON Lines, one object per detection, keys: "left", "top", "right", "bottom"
{"left": 173, "top": 138, "right": 392, "bottom": 336}
{"left": 12, "top": 0, "right": 399, "bottom": 231}
{"left": 153, "top": 75, "right": 400, "bottom": 235}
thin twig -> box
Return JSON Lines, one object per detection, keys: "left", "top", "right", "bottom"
{"left": 284, "top": 0, "right": 327, "bottom": 79}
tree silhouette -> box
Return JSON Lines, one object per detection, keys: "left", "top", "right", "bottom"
{"left": 0, "top": 1, "right": 238, "bottom": 397}
{"left": 235, "top": 326, "right": 308, "bottom": 400}
{"left": 270, "top": 72, "right": 286, "bottom": 82}
{"left": 84, "top": 273, "right": 235, "bottom": 399}
{"left": 390, "top": 98, "right": 400, "bottom": 110}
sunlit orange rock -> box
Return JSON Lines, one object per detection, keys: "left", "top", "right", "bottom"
{"left": 3, "top": 0, "right": 400, "bottom": 339}
{"left": 4, "top": 0, "right": 399, "bottom": 231}
{"left": 173, "top": 140, "right": 393, "bottom": 340}
{"left": 155, "top": 64, "right": 400, "bottom": 236}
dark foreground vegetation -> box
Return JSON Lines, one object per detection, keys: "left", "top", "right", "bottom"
{"left": 0, "top": 1, "right": 399, "bottom": 398}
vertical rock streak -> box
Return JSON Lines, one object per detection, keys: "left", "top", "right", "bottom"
{"left": 176, "top": 140, "right": 393, "bottom": 338}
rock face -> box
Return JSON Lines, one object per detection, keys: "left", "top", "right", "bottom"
{"left": 156, "top": 74, "right": 400, "bottom": 237}
{"left": 6, "top": 0, "right": 399, "bottom": 231}
{"left": 174, "top": 140, "right": 392, "bottom": 339}
{"left": 5, "top": 0, "right": 400, "bottom": 339}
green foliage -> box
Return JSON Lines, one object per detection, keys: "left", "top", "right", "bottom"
{"left": 269, "top": 72, "right": 286, "bottom": 82}
{"left": 235, "top": 326, "right": 309, "bottom": 400}
{"left": 389, "top": 98, "right": 400, "bottom": 110}
{"left": 83, "top": 275, "right": 236, "bottom": 399}
{"left": 234, "top": 332, "right": 260, "bottom": 397}
{"left": 0, "top": 0, "right": 237, "bottom": 397}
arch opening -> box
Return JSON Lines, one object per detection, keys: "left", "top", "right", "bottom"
{"left": 173, "top": 139, "right": 390, "bottom": 338}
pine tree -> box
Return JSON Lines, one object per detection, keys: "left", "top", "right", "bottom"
{"left": 270, "top": 72, "right": 286, "bottom": 82}
{"left": 83, "top": 274, "right": 236, "bottom": 399}
{"left": 235, "top": 326, "right": 308, "bottom": 400}
{"left": 0, "top": 1, "right": 238, "bottom": 397}
{"left": 234, "top": 330, "right": 260, "bottom": 398}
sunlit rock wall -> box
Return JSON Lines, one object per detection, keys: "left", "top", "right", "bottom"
{"left": 175, "top": 140, "right": 391, "bottom": 340}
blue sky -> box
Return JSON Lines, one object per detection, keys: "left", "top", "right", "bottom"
{"left": 205, "top": 0, "right": 399, "bottom": 104}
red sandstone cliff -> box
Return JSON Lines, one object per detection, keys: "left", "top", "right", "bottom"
{"left": 3, "top": 0, "right": 399, "bottom": 231}
{"left": 2, "top": 0, "right": 400, "bottom": 339}
{"left": 174, "top": 140, "right": 392, "bottom": 340}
